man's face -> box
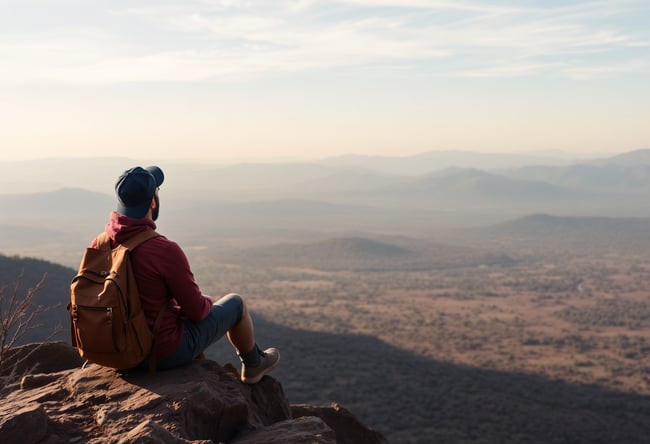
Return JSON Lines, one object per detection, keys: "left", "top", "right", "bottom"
{"left": 152, "top": 190, "right": 160, "bottom": 221}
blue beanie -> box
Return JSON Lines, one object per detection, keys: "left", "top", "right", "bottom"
{"left": 115, "top": 166, "right": 164, "bottom": 219}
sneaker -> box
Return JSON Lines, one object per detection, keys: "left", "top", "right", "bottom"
{"left": 241, "top": 347, "right": 280, "bottom": 384}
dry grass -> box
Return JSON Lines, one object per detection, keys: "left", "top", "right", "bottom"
{"left": 192, "top": 250, "right": 650, "bottom": 396}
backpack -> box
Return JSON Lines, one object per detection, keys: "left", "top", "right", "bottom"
{"left": 68, "top": 230, "right": 164, "bottom": 370}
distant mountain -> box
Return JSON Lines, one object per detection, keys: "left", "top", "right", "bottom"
{"left": 218, "top": 236, "right": 515, "bottom": 271}
{"left": 489, "top": 213, "right": 650, "bottom": 236}
{"left": 293, "top": 167, "right": 409, "bottom": 195}
{"left": 321, "top": 150, "right": 577, "bottom": 175}
{"left": 591, "top": 148, "right": 650, "bottom": 167}
{"left": 0, "top": 188, "right": 115, "bottom": 267}
{"left": 0, "top": 157, "right": 139, "bottom": 194}
{"left": 503, "top": 164, "right": 650, "bottom": 193}
{"left": 217, "top": 237, "right": 417, "bottom": 271}
{"left": 0, "top": 188, "right": 113, "bottom": 216}
{"left": 162, "top": 198, "right": 445, "bottom": 238}
{"left": 471, "top": 214, "right": 650, "bottom": 253}
{"left": 374, "top": 168, "right": 588, "bottom": 210}
{"left": 3, "top": 149, "right": 650, "bottom": 248}
{"left": 0, "top": 224, "right": 64, "bottom": 243}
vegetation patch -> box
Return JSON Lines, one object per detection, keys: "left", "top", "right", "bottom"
{"left": 557, "top": 299, "right": 650, "bottom": 329}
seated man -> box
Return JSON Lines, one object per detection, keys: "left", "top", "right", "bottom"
{"left": 94, "top": 165, "right": 279, "bottom": 383}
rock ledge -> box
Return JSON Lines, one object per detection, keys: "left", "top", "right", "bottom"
{"left": 0, "top": 342, "right": 387, "bottom": 443}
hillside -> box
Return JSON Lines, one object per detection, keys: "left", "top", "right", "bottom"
{"left": 390, "top": 168, "right": 586, "bottom": 205}
{"left": 4, "top": 225, "right": 650, "bottom": 442}
{"left": 503, "top": 164, "right": 650, "bottom": 193}
{"left": 210, "top": 316, "right": 650, "bottom": 444}
{"left": 591, "top": 148, "right": 650, "bottom": 167}
{"left": 2, "top": 150, "right": 650, "bottom": 254}
{"left": 216, "top": 236, "right": 515, "bottom": 271}
{"left": 467, "top": 214, "right": 650, "bottom": 254}
{"left": 0, "top": 254, "right": 73, "bottom": 344}
{"left": 0, "top": 188, "right": 113, "bottom": 220}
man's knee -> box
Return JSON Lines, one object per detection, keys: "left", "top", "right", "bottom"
{"left": 216, "top": 293, "right": 246, "bottom": 323}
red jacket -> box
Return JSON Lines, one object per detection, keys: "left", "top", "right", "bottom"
{"left": 94, "top": 212, "right": 212, "bottom": 361}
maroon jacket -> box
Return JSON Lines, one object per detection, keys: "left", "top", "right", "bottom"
{"left": 93, "top": 212, "right": 212, "bottom": 361}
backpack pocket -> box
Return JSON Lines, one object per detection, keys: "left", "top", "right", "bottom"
{"left": 71, "top": 304, "right": 122, "bottom": 353}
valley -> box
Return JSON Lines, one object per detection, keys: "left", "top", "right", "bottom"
{"left": 2, "top": 151, "right": 650, "bottom": 442}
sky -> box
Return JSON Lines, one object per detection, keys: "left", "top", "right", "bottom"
{"left": 1, "top": 0, "right": 649, "bottom": 162}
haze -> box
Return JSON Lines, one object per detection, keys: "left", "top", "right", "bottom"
{"left": 1, "top": 0, "right": 649, "bottom": 162}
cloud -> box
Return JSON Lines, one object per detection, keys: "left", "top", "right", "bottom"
{"left": 562, "top": 59, "right": 650, "bottom": 80}
{"left": 0, "top": 0, "right": 648, "bottom": 84}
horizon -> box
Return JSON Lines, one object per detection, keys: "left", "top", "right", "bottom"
{"left": 0, "top": 146, "right": 639, "bottom": 166}
{"left": 1, "top": 1, "right": 649, "bottom": 162}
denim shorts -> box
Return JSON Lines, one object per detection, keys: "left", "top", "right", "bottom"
{"left": 156, "top": 293, "right": 243, "bottom": 370}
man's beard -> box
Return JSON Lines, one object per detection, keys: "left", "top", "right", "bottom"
{"left": 152, "top": 194, "right": 160, "bottom": 221}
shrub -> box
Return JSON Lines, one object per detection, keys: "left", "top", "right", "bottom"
{"left": 0, "top": 273, "right": 61, "bottom": 396}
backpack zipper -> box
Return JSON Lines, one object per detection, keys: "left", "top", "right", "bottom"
{"left": 72, "top": 304, "right": 113, "bottom": 325}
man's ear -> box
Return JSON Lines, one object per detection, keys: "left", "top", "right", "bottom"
{"left": 150, "top": 196, "right": 157, "bottom": 209}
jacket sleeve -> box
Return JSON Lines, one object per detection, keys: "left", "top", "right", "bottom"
{"left": 160, "top": 240, "right": 212, "bottom": 321}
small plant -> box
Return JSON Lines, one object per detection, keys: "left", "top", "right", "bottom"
{"left": 0, "top": 273, "right": 61, "bottom": 396}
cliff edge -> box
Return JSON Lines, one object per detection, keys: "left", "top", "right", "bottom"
{"left": 0, "top": 342, "right": 387, "bottom": 444}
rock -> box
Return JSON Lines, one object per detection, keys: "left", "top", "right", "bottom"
{"left": 231, "top": 416, "right": 336, "bottom": 443}
{"left": 0, "top": 403, "right": 48, "bottom": 444}
{"left": 292, "top": 403, "right": 389, "bottom": 444}
{"left": 0, "top": 342, "right": 386, "bottom": 443}
{"left": 1, "top": 341, "right": 83, "bottom": 376}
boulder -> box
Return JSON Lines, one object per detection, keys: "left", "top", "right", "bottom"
{"left": 292, "top": 403, "right": 388, "bottom": 444}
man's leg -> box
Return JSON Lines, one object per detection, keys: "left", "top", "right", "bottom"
{"left": 225, "top": 295, "right": 255, "bottom": 355}
{"left": 223, "top": 295, "right": 281, "bottom": 384}
{"left": 158, "top": 293, "right": 279, "bottom": 383}
{"left": 156, "top": 293, "right": 244, "bottom": 370}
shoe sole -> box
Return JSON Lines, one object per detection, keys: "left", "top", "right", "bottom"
{"left": 241, "top": 354, "right": 281, "bottom": 384}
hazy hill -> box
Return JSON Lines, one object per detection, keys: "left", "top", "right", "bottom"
{"left": 0, "top": 254, "right": 72, "bottom": 344}
{"left": 0, "top": 224, "right": 64, "bottom": 244}
{"left": 0, "top": 188, "right": 114, "bottom": 217}
{"left": 2, "top": 149, "right": 650, "bottom": 256}
{"left": 292, "top": 167, "right": 409, "bottom": 196}
{"left": 503, "top": 164, "right": 650, "bottom": 193}
{"left": 466, "top": 214, "right": 650, "bottom": 254}
{"left": 0, "top": 157, "right": 139, "bottom": 194}
{"left": 320, "top": 150, "right": 577, "bottom": 174}
{"left": 391, "top": 168, "right": 585, "bottom": 205}
{"left": 487, "top": 214, "right": 650, "bottom": 238}
{"left": 220, "top": 237, "right": 416, "bottom": 271}
{"left": 0, "top": 188, "right": 114, "bottom": 265}
{"left": 590, "top": 148, "right": 650, "bottom": 167}
{"left": 217, "top": 236, "right": 515, "bottom": 271}
{"left": 162, "top": 198, "right": 444, "bottom": 237}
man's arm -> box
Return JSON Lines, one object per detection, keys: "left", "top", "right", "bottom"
{"left": 160, "top": 240, "right": 212, "bottom": 321}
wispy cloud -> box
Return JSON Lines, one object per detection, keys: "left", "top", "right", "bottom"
{"left": 0, "top": 0, "right": 648, "bottom": 84}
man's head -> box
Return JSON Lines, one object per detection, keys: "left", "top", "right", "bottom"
{"left": 115, "top": 166, "right": 164, "bottom": 219}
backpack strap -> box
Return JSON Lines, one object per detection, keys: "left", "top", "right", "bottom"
{"left": 121, "top": 230, "right": 161, "bottom": 251}
{"left": 95, "top": 229, "right": 165, "bottom": 374}
{"left": 94, "top": 230, "right": 160, "bottom": 251}
{"left": 95, "top": 232, "right": 112, "bottom": 251}
{"left": 120, "top": 229, "right": 166, "bottom": 374}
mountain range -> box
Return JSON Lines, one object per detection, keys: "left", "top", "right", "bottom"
{"left": 1, "top": 148, "right": 650, "bottom": 267}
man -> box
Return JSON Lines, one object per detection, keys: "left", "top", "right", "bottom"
{"left": 94, "top": 165, "right": 279, "bottom": 383}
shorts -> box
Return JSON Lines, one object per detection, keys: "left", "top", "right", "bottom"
{"left": 155, "top": 293, "right": 243, "bottom": 370}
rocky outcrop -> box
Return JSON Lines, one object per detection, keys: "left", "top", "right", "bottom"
{"left": 0, "top": 342, "right": 387, "bottom": 443}
{"left": 292, "top": 404, "right": 388, "bottom": 444}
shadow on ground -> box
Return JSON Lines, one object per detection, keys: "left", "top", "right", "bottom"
{"left": 206, "top": 314, "right": 650, "bottom": 444}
